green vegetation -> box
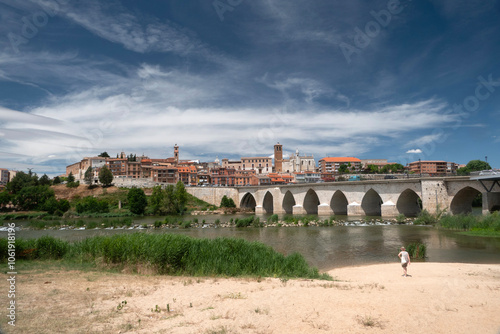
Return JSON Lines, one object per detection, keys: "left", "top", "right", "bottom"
{"left": 98, "top": 165, "right": 114, "bottom": 187}
{"left": 0, "top": 234, "right": 331, "bottom": 280}
{"left": 405, "top": 242, "right": 426, "bottom": 259}
{"left": 127, "top": 188, "right": 147, "bottom": 215}
{"left": 75, "top": 196, "right": 109, "bottom": 214}
{"left": 438, "top": 212, "right": 500, "bottom": 236}
{"left": 457, "top": 159, "right": 491, "bottom": 176}
{"left": 220, "top": 195, "right": 236, "bottom": 208}
{"left": 148, "top": 182, "right": 188, "bottom": 215}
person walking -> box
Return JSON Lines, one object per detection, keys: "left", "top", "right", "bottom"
{"left": 398, "top": 246, "right": 411, "bottom": 277}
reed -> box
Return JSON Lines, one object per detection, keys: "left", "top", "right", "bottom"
{"left": 1, "top": 234, "right": 331, "bottom": 279}
{"left": 405, "top": 242, "right": 426, "bottom": 259}
{"left": 438, "top": 212, "right": 500, "bottom": 232}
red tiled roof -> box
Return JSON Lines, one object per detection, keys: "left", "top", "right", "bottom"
{"left": 320, "top": 157, "right": 361, "bottom": 162}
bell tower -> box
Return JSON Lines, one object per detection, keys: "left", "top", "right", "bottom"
{"left": 174, "top": 144, "right": 179, "bottom": 165}
{"left": 274, "top": 143, "right": 283, "bottom": 173}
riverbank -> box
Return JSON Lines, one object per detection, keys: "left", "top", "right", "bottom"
{"left": 2, "top": 262, "right": 499, "bottom": 333}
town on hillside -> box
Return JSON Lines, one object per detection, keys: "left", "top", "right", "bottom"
{"left": 33, "top": 143, "right": 467, "bottom": 188}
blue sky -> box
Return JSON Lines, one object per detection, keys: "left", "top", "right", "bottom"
{"left": 0, "top": 0, "right": 499, "bottom": 176}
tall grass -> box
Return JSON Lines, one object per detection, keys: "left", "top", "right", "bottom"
{"left": 405, "top": 242, "right": 426, "bottom": 259}
{"left": 1, "top": 234, "right": 331, "bottom": 280}
{"left": 438, "top": 212, "right": 500, "bottom": 232}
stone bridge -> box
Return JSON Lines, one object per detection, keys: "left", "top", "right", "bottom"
{"left": 235, "top": 177, "right": 500, "bottom": 217}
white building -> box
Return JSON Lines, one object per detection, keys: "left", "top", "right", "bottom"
{"left": 282, "top": 149, "right": 316, "bottom": 173}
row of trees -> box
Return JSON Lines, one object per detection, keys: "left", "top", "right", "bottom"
{"left": 0, "top": 171, "right": 70, "bottom": 214}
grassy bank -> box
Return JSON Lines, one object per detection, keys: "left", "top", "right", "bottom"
{"left": 438, "top": 212, "right": 500, "bottom": 237}
{"left": 0, "top": 234, "right": 331, "bottom": 280}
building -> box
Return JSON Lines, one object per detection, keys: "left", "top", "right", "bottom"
{"left": 319, "top": 157, "right": 362, "bottom": 174}
{"left": 294, "top": 171, "right": 322, "bottom": 183}
{"left": 282, "top": 149, "right": 316, "bottom": 173}
{"left": 241, "top": 157, "right": 272, "bottom": 174}
{"left": 408, "top": 160, "right": 457, "bottom": 176}
{"left": 221, "top": 158, "right": 242, "bottom": 170}
{"left": 177, "top": 165, "right": 198, "bottom": 186}
{"left": 274, "top": 143, "right": 283, "bottom": 173}
{"left": 211, "top": 167, "right": 236, "bottom": 186}
{"left": 0, "top": 168, "right": 9, "bottom": 185}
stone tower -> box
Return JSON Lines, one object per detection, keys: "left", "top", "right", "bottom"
{"left": 174, "top": 144, "right": 179, "bottom": 165}
{"left": 274, "top": 143, "right": 283, "bottom": 173}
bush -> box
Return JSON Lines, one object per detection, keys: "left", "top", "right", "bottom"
{"left": 127, "top": 188, "right": 147, "bottom": 215}
{"left": 76, "top": 196, "right": 109, "bottom": 214}
{"left": 220, "top": 195, "right": 236, "bottom": 208}
{"left": 267, "top": 214, "right": 279, "bottom": 223}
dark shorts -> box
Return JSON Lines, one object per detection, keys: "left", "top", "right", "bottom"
{"left": 402, "top": 262, "right": 408, "bottom": 268}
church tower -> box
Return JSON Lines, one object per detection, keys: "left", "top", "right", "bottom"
{"left": 174, "top": 144, "right": 179, "bottom": 166}
{"left": 274, "top": 143, "right": 283, "bottom": 173}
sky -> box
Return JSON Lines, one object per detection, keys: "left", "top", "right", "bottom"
{"left": 0, "top": 0, "right": 499, "bottom": 176}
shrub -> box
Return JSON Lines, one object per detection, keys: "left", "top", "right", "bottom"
{"left": 76, "top": 196, "right": 109, "bottom": 214}
{"left": 406, "top": 242, "right": 426, "bottom": 259}
{"left": 267, "top": 214, "right": 279, "bottom": 223}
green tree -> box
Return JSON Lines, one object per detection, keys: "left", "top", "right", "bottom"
{"left": 220, "top": 195, "right": 236, "bottom": 208}
{"left": 6, "top": 171, "right": 38, "bottom": 194}
{"left": 98, "top": 152, "right": 110, "bottom": 158}
{"left": 466, "top": 160, "right": 491, "bottom": 172}
{"left": 75, "top": 196, "right": 109, "bottom": 214}
{"left": 98, "top": 165, "right": 114, "bottom": 187}
{"left": 0, "top": 191, "right": 12, "bottom": 210}
{"left": 127, "top": 188, "right": 147, "bottom": 215}
{"left": 149, "top": 185, "right": 165, "bottom": 215}
{"left": 457, "top": 160, "right": 492, "bottom": 176}
{"left": 67, "top": 172, "right": 75, "bottom": 183}
{"left": 338, "top": 164, "right": 349, "bottom": 174}
{"left": 174, "top": 181, "right": 188, "bottom": 214}
{"left": 39, "top": 174, "right": 52, "bottom": 186}
{"left": 52, "top": 176, "right": 62, "bottom": 185}
{"left": 14, "top": 185, "right": 55, "bottom": 211}
{"left": 84, "top": 167, "right": 94, "bottom": 187}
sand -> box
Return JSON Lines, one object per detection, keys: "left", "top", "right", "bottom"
{"left": 2, "top": 262, "right": 500, "bottom": 334}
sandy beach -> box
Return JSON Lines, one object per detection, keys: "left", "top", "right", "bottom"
{"left": 2, "top": 262, "right": 500, "bottom": 334}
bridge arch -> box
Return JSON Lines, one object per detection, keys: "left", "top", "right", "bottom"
{"left": 240, "top": 192, "right": 256, "bottom": 211}
{"left": 303, "top": 189, "right": 320, "bottom": 214}
{"left": 396, "top": 189, "right": 422, "bottom": 217}
{"left": 450, "top": 186, "right": 481, "bottom": 215}
{"left": 262, "top": 191, "right": 274, "bottom": 214}
{"left": 362, "top": 189, "right": 383, "bottom": 216}
{"left": 330, "top": 190, "right": 348, "bottom": 215}
{"left": 282, "top": 191, "right": 296, "bottom": 214}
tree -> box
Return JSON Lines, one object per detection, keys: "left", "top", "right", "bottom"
{"left": 466, "top": 160, "right": 491, "bottom": 171}
{"left": 338, "top": 164, "right": 349, "bottom": 174}
{"left": 174, "top": 181, "right": 188, "bottom": 214}
{"left": 457, "top": 160, "right": 491, "bottom": 176}
{"left": 149, "top": 185, "right": 165, "bottom": 215}
{"left": 53, "top": 176, "right": 62, "bottom": 185}
{"left": 84, "top": 167, "right": 94, "bottom": 187}
{"left": 0, "top": 191, "right": 12, "bottom": 211}
{"left": 39, "top": 174, "right": 52, "bottom": 186}
{"left": 98, "top": 152, "right": 110, "bottom": 158}
{"left": 98, "top": 165, "right": 113, "bottom": 187}
{"left": 6, "top": 171, "right": 38, "bottom": 194}
{"left": 14, "top": 185, "right": 55, "bottom": 211}
{"left": 127, "top": 188, "right": 147, "bottom": 215}
{"left": 220, "top": 195, "right": 236, "bottom": 208}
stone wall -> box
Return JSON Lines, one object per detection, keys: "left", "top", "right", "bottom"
{"left": 186, "top": 187, "right": 239, "bottom": 207}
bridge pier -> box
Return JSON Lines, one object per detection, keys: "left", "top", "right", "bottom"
{"left": 318, "top": 203, "right": 333, "bottom": 216}
{"left": 483, "top": 192, "right": 500, "bottom": 214}
{"left": 293, "top": 205, "right": 305, "bottom": 215}
{"left": 255, "top": 205, "right": 265, "bottom": 215}
{"left": 347, "top": 202, "right": 363, "bottom": 216}
{"left": 381, "top": 201, "right": 398, "bottom": 217}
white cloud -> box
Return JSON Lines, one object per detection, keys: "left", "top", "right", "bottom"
{"left": 406, "top": 149, "right": 422, "bottom": 154}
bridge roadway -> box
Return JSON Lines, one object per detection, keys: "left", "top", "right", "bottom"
{"left": 232, "top": 176, "right": 500, "bottom": 217}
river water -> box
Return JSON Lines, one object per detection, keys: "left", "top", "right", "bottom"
{"left": 3, "top": 214, "right": 500, "bottom": 270}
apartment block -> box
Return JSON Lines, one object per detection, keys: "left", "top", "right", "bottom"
{"left": 319, "top": 157, "right": 362, "bottom": 174}
{"left": 0, "top": 168, "right": 9, "bottom": 185}
{"left": 408, "top": 161, "right": 457, "bottom": 176}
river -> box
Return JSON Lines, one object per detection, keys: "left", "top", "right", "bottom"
{"left": 3, "top": 214, "right": 500, "bottom": 270}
